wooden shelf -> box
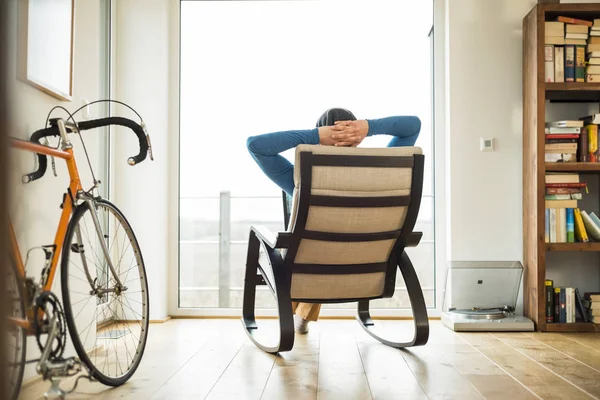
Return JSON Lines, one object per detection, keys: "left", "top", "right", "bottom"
{"left": 545, "top": 323, "right": 600, "bottom": 333}
{"left": 546, "top": 163, "right": 600, "bottom": 172}
{"left": 546, "top": 243, "right": 600, "bottom": 252}
{"left": 523, "top": 3, "right": 600, "bottom": 334}
{"left": 545, "top": 83, "right": 600, "bottom": 102}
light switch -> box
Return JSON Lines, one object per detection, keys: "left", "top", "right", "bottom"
{"left": 480, "top": 137, "right": 494, "bottom": 151}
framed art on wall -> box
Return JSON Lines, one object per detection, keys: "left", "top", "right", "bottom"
{"left": 18, "top": 0, "right": 74, "bottom": 101}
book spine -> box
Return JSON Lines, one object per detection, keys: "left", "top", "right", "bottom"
{"left": 550, "top": 208, "right": 557, "bottom": 243}
{"left": 554, "top": 288, "right": 561, "bottom": 323}
{"left": 574, "top": 208, "right": 589, "bottom": 242}
{"left": 576, "top": 45, "right": 586, "bottom": 82}
{"left": 567, "top": 208, "right": 575, "bottom": 243}
{"left": 565, "top": 45, "right": 575, "bottom": 82}
{"left": 545, "top": 45, "right": 555, "bottom": 82}
{"left": 546, "top": 182, "right": 587, "bottom": 188}
{"left": 575, "top": 288, "right": 589, "bottom": 322}
{"left": 589, "top": 124, "right": 598, "bottom": 162}
{"left": 546, "top": 134, "right": 579, "bottom": 139}
{"left": 546, "top": 280, "right": 554, "bottom": 323}
{"left": 545, "top": 208, "right": 550, "bottom": 243}
{"left": 571, "top": 288, "right": 576, "bottom": 322}
{"left": 546, "top": 188, "right": 582, "bottom": 195}
{"left": 579, "top": 126, "right": 589, "bottom": 162}
{"left": 559, "top": 208, "right": 567, "bottom": 243}
{"left": 560, "top": 288, "right": 566, "bottom": 323}
{"left": 555, "top": 46, "right": 565, "bottom": 83}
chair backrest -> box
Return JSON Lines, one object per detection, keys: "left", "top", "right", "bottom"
{"left": 283, "top": 144, "right": 424, "bottom": 302}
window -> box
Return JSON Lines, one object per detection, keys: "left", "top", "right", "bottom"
{"left": 179, "top": 0, "right": 434, "bottom": 312}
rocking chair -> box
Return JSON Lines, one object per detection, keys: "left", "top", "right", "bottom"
{"left": 242, "top": 144, "right": 429, "bottom": 353}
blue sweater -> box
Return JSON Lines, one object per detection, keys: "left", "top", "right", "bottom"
{"left": 247, "top": 115, "right": 421, "bottom": 195}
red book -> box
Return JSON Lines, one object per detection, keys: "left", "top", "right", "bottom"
{"left": 556, "top": 16, "right": 593, "bottom": 27}
{"left": 546, "top": 182, "right": 588, "bottom": 188}
{"left": 546, "top": 134, "right": 580, "bottom": 139}
{"left": 546, "top": 187, "right": 582, "bottom": 194}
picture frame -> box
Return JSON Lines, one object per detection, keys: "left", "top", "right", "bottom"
{"left": 17, "top": 0, "right": 75, "bottom": 101}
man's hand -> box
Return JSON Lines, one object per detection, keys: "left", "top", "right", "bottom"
{"left": 318, "top": 125, "right": 345, "bottom": 146}
{"left": 331, "top": 120, "right": 369, "bottom": 147}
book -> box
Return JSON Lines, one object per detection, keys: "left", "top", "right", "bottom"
{"left": 588, "top": 124, "right": 598, "bottom": 161}
{"left": 576, "top": 45, "right": 586, "bottom": 82}
{"left": 545, "top": 45, "right": 555, "bottom": 82}
{"left": 555, "top": 46, "right": 564, "bottom": 82}
{"left": 567, "top": 208, "right": 575, "bottom": 243}
{"left": 545, "top": 127, "right": 581, "bottom": 134}
{"left": 575, "top": 288, "right": 589, "bottom": 322}
{"left": 574, "top": 208, "right": 589, "bottom": 242}
{"left": 546, "top": 120, "right": 584, "bottom": 128}
{"left": 546, "top": 280, "right": 554, "bottom": 323}
{"left": 580, "top": 210, "right": 600, "bottom": 241}
{"left": 580, "top": 113, "right": 600, "bottom": 125}
{"left": 565, "top": 45, "right": 575, "bottom": 82}
{"left": 557, "top": 16, "right": 593, "bottom": 27}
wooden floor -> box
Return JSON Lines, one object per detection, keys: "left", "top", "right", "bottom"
{"left": 19, "top": 319, "right": 600, "bottom": 400}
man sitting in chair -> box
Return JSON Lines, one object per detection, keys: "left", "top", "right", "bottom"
{"left": 246, "top": 108, "right": 421, "bottom": 334}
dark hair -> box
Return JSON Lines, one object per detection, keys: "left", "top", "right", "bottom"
{"left": 316, "top": 108, "right": 357, "bottom": 127}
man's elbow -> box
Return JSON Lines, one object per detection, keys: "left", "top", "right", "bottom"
{"left": 408, "top": 116, "right": 421, "bottom": 135}
{"left": 246, "top": 135, "right": 257, "bottom": 155}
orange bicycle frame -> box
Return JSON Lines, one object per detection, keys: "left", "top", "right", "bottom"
{"left": 8, "top": 137, "right": 84, "bottom": 332}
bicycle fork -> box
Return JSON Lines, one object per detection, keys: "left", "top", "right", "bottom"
{"left": 75, "top": 194, "right": 126, "bottom": 296}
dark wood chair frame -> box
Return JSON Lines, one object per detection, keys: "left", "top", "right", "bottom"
{"left": 241, "top": 151, "right": 429, "bottom": 353}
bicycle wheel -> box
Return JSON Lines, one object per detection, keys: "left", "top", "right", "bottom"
{"left": 5, "top": 259, "right": 26, "bottom": 400}
{"left": 61, "top": 198, "right": 149, "bottom": 386}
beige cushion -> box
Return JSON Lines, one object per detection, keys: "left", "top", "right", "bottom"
{"left": 284, "top": 144, "right": 421, "bottom": 300}
{"left": 291, "top": 273, "right": 386, "bottom": 300}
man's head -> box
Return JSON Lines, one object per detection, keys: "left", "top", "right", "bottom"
{"left": 316, "top": 108, "right": 356, "bottom": 127}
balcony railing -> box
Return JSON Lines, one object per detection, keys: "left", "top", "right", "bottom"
{"left": 179, "top": 192, "right": 435, "bottom": 308}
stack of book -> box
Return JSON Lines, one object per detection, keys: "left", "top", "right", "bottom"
{"left": 587, "top": 20, "right": 600, "bottom": 82}
{"left": 544, "top": 173, "right": 587, "bottom": 243}
{"left": 545, "top": 280, "right": 589, "bottom": 323}
{"left": 545, "top": 120, "right": 582, "bottom": 162}
{"left": 583, "top": 292, "right": 600, "bottom": 324}
{"left": 544, "top": 16, "right": 595, "bottom": 82}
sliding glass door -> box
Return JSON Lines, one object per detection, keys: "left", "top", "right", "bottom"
{"left": 179, "top": 0, "right": 435, "bottom": 312}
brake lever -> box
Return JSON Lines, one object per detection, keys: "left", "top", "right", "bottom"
{"left": 141, "top": 121, "right": 154, "bottom": 161}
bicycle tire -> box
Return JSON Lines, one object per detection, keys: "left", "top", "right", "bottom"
{"left": 61, "top": 198, "right": 149, "bottom": 387}
{"left": 5, "top": 258, "right": 26, "bottom": 400}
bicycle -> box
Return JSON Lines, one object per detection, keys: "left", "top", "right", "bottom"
{"left": 5, "top": 105, "right": 154, "bottom": 400}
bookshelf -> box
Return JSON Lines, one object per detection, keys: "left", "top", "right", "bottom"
{"left": 523, "top": 3, "right": 600, "bottom": 333}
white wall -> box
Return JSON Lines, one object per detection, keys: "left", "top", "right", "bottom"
{"left": 112, "top": 0, "right": 173, "bottom": 320}
{"left": 7, "top": 0, "right": 106, "bottom": 382}
{"left": 444, "top": 0, "right": 534, "bottom": 262}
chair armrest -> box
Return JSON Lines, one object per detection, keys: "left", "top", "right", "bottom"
{"left": 251, "top": 225, "right": 277, "bottom": 249}
{"left": 250, "top": 226, "right": 292, "bottom": 249}
{"left": 406, "top": 232, "right": 423, "bottom": 247}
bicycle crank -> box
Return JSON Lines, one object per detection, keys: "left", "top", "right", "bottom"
{"left": 34, "top": 291, "right": 67, "bottom": 359}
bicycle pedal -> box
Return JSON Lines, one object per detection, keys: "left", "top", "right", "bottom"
{"left": 44, "top": 378, "right": 67, "bottom": 400}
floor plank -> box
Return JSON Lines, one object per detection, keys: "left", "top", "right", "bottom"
{"left": 492, "top": 333, "right": 600, "bottom": 399}
{"left": 17, "top": 320, "right": 600, "bottom": 400}
{"left": 459, "top": 332, "right": 596, "bottom": 400}
{"left": 315, "top": 321, "right": 372, "bottom": 400}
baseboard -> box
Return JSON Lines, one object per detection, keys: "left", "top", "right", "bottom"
{"left": 21, "top": 374, "right": 43, "bottom": 389}
{"left": 150, "top": 316, "right": 172, "bottom": 323}
{"left": 169, "top": 315, "right": 441, "bottom": 320}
